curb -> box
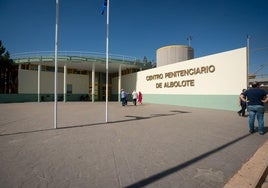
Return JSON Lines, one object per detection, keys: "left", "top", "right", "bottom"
{"left": 224, "top": 140, "right": 268, "bottom": 188}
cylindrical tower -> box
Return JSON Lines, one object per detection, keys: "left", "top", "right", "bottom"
{"left": 156, "top": 45, "right": 194, "bottom": 67}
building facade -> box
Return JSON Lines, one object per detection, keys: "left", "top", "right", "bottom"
{"left": 9, "top": 52, "right": 142, "bottom": 102}
{"left": 2, "top": 48, "right": 266, "bottom": 112}
{"left": 112, "top": 47, "right": 248, "bottom": 111}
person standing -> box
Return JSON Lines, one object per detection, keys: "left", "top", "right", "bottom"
{"left": 132, "top": 90, "right": 138, "bottom": 106}
{"left": 237, "top": 89, "right": 247, "bottom": 117}
{"left": 138, "top": 91, "right": 143, "bottom": 104}
{"left": 121, "top": 89, "right": 127, "bottom": 106}
{"left": 240, "top": 82, "right": 268, "bottom": 135}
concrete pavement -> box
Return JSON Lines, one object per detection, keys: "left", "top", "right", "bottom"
{"left": 0, "top": 102, "right": 267, "bottom": 188}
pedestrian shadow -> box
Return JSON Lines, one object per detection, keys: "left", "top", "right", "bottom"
{"left": 0, "top": 110, "right": 190, "bottom": 136}
{"left": 125, "top": 133, "right": 253, "bottom": 188}
{"left": 58, "top": 110, "right": 190, "bottom": 129}
{"left": 256, "top": 127, "right": 268, "bottom": 135}
{"left": 170, "top": 110, "right": 190, "bottom": 113}
{"left": 264, "top": 127, "right": 268, "bottom": 134}
{"left": 125, "top": 112, "right": 183, "bottom": 120}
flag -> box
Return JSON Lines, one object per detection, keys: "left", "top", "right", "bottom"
{"left": 101, "top": 0, "right": 107, "bottom": 15}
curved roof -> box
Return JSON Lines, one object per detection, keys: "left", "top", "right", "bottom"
{"left": 157, "top": 45, "right": 192, "bottom": 51}
{"left": 13, "top": 51, "right": 142, "bottom": 73}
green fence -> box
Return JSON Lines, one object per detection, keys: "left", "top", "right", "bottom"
{"left": 0, "top": 94, "right": 95, "bottom": 103}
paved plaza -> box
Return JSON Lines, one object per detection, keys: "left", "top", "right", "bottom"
{"left": 0, "top": 102, "right": 267, "bottom": 188}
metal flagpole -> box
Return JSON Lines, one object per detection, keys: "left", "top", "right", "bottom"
{"left": 247, "top": 35, "right": 250, "bottom": 88}
{"left": 54, "top": 0, "right": 59, "bottom": 129}
{"left": 105, "top": 0, "right": 110, "bottom": 123}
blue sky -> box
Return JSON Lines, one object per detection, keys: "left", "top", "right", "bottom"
{"left": 1, "top": 0, "right": 268, "bottom": 75}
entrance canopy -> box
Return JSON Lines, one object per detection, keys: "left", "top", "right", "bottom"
{"left": 13, "top": 51, "right": 142, "bottom": 73}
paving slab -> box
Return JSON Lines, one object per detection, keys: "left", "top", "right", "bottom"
{"left": 0, "top": 102, "right": 267, "bottom": 188}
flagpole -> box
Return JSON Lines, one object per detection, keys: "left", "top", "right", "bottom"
{"left": 54, "top": 0, "right": 59, "bottom": 129}
{"left": 246, "top": 35, "right": 250, "bottom": 88}
{"left": 105, "top": 0, "right": 110, "bottom": 123}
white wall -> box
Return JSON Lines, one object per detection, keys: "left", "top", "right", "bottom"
{"left": 19, "top": 70, "right": 38, "bottom": 93}
{"left": 19, "top": 70, "right": 88, "bottom": 94}
{"left": 112, "top": 73, "right": 137, "bottom": 95}
{"left": 67, "top": 74, "right": 88, "bottom": 94}
{"left": 113, "top": 47, "right": 247, "bottom": 96}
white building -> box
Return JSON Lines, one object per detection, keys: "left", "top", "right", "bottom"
{"left": 11, "top": 47, "right": 249, "bottom": 111}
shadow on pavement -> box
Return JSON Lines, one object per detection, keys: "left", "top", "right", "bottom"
{"left": 0, "top": 110, "right": 190, "bottom": 137}
{"left": 125, "top": 133, "right": 252, "bottom": 188}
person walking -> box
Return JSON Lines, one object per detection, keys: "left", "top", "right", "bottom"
{"left": 132, "top": 90, "right": 138, "bottom": 106}
{"left": 237, "top": 89, "right": 247, "bottom": 117}
{"left": 121, "top": 89, "right": 127, "bottom": 106}
{"left": 138, "top": 91, "right": 143, "bottom": 104}
{"left": 240, "top": 82, "right": 268, "bottom": 135}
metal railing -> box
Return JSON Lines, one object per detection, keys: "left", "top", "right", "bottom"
{"left": 12, "top": 51, "right": 137, "bottom": 63}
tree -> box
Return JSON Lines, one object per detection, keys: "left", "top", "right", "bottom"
{"left": 0, "top": 40, "right": 18, "bottom": 94}
{"left": 143, "top": 56, "right": 148, "bottom": 64}
{"left": 142, "top": 56, "right": 155, "bottom": 70}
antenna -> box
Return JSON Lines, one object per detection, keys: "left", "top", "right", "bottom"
{"left": 187, "top": 35, "right": 192, "bottom": 47}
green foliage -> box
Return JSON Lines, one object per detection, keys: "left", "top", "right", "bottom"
{"left": 0, "top": 40, "right": 18, "bottom": 93}
{"left": 0, "top": 40, "right": 14, "bottom": 71}
{"left": 141, "top": 56, "right": 155, "bottom": 70}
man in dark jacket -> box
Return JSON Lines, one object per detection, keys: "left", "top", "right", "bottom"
{"left": 240, "top": 82, "right": 268, "bottom": 135}
{"left": 237, "top": 89, "right": 247, "bottom": 116}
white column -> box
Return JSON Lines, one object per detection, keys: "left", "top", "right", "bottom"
{"left": 92, "top": 63, "right": 95, "bottom": 102}
{"left": 64, "top": 65, "right": 67, "bottom": 102}
{"left": 118, "top": 65, "right": 122, "bottom": 102}
{"left": 38, "top": 64, "right": 41, "bottom": 102}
